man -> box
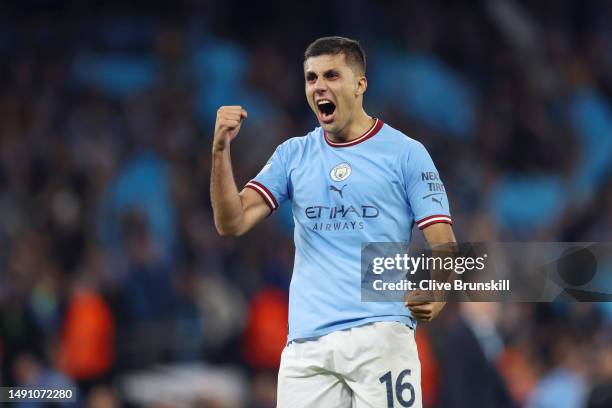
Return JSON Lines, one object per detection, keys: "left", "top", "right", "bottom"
{"left": 211, "top": 36, "right": 455, "bottom": 408}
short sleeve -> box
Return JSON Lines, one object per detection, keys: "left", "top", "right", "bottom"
{"left": 402, "top": 142, "right": 453, "bottom": 229}
{"left": 244, "top": 144, "right": 289, "bottom": 212}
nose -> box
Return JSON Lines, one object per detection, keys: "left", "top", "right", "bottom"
{"left": 312, "top": 77, "right": 327, "bottom": 93}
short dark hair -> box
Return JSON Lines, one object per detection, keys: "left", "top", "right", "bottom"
{"left": 304, "top": 36, "right": 366, "bottom": 74}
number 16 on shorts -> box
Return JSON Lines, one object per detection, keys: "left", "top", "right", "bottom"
{"left": 380, "top": 369, "right": 415, "bottom": 407}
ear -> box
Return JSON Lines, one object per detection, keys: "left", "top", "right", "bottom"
{"left": 355, "top": 75, "right": 367, "bottom": 96}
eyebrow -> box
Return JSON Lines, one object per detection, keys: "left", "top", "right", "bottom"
{"left": 305, "top": 68, "right": 340, "bottom": 78}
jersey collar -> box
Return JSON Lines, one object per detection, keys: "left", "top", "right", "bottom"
{"left": 324, "top": 118, "right": 383, "bottom": 147}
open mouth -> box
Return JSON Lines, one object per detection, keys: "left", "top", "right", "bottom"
{"left": 316, "top": 99, "right": 336, "bottom": 122}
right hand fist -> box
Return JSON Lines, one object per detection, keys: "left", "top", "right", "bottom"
{"left": 213, "top": 106, "right": 248, "bottom": 152}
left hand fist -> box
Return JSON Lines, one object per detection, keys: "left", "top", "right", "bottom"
{"left": 405, "top": 300, "right": 446, "bottom": 322}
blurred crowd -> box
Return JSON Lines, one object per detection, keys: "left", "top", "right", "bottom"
{"left": 0, "top": 0, "right": 611, "bottom": 407}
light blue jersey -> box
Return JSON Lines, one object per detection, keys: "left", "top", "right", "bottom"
{"left": 245, "top": 119, "right": 452, "bottom": 341}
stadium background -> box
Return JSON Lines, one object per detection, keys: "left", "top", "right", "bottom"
{"left": 0, "top": 0, "right": 611, "bottom": 406}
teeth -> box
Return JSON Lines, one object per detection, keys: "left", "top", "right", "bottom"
{"left": 317, "top": 100, "right": 332, "bottom": 106}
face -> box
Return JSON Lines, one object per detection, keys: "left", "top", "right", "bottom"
{"left": 304, "top": 53, "right": 366, "bottom": 134}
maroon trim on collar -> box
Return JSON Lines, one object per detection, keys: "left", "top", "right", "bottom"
{"left": 324, "top": 118, "right": 383, "bottom": 147}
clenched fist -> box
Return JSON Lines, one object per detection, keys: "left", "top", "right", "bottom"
{"left": 404, "top": 289, "right": 446, "bottom": 322}
{"left": 213, "top": 106, "right": 248, "bottom": 152}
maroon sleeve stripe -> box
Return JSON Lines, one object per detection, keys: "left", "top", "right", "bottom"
{"left": 416, "top": 214, "right": 453, "bottom": 230}
{"left": 245, "top": 181, "right": 278, "bottom": 210}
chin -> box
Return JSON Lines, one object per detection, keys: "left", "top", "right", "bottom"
{"left": 319, "top": 121, "right": 334, "bottom": 132}
{"left": 319, "top": 118, "right": 341, "bottom": 134}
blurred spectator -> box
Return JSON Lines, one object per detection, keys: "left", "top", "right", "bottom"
{"left": 415, "top": 328, "right": 440, "bottom": 408}
{"left": 242, "top": 288, "right": 288, "bottom": 370}
{"left": 525, "top": 333, "right": 589, "bottom": 408}
{"left": 119, "top": 210, "right": 175, "bottom": 324}
{"left": 439, "top": 303, "right": 517, "bottom": 408}
{"left": 497, "top": 346, "right": 539, "bottom": 405}
{"left": 98, "top": 151, "right": 177, "bottom": 255}
{"left": 58, "top": 282, "right": 115, "bottom": 384}
{"left": 586, "top": 337, "right": 612, "bottom": 407}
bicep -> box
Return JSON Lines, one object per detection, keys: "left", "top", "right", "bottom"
{"left": 235, "top": 187, "right": 273, "bottom": 235}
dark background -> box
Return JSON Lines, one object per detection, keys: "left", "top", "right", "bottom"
{"left": 0, "top": 0, "right": 611, "bottom": 407}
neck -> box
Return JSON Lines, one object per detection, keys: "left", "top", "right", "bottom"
{"left": 327, "top": 110, "right": 374, "bottom": 142}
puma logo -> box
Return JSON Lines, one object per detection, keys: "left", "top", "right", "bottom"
{"left": 329, "top": 184, "right": 347, "bottom": 198}
{"left": 431, "top": 196, "right": 444, "bottom": 208}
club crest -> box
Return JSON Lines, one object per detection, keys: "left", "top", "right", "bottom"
{"left": 330, "top": 162, "right": 352, "bottom": 182}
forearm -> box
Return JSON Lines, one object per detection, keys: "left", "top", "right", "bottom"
{"left": 211, "top": 147, "right": 245, "bottom": 235}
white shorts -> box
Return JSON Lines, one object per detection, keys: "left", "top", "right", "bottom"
{"left": 277, "top": 321, "right": 422, "bottom": 408}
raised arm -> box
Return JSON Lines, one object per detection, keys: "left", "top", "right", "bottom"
{"left": 210, "top": 106, "right": 271, "bottom": 237}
